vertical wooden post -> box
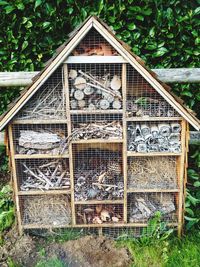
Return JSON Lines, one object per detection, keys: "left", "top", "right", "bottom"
{"left": 8, "top": 124, "right": 23, "bottom": 235}
{"left": 122, "top": 63, "right": 128, "bottom": 223}
{"left": 178, "top": 120, "right": 187, "bottom": 237}
{"left": 63, "top": 64, "right": 76, "bottom": 225}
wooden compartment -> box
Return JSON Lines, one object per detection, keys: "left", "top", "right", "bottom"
{"left": 127, "top": 121, "right": 181, "bottom": 153}
{"left": 12, "top": 123, "right": 68, "bottom": 156}
{"left": 75, "top": 204, "right": 124, "bottom": 225}
{"left": 15, "top": 158, "right": 70, "bottom": 192}
{"left": 127, "top": 192, "right": 178, "bottom": 224}
{"left": 67, "top": 63, "right": 122, "bottom": 111}
{"left": 127, "top": 156, "right": 178, "bottom": 190}
{"left": 72, "top": 143, "right": 124, "bottom": 202}
{"left": 19, "top": 194, "right": 71, "bottom": 227}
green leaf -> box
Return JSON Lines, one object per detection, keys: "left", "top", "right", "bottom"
{"left": 194, "top": 181, "right": 200, "bottom": 187}
{"left": 42, "top": 22, "right": 50, "bottom": 29}
{"left": 0, "top": 1, "right": 8, "bottom": 5}
{"left": 149, "top": 27, "right": 155, "bottom": 37}
{"left": 67, "top": 7, "right": 73, "bottom": 15}
{"left": 4, "top": 5, "right": 15, "bottom": 14}
{"left": 34, "top": 0, "right": 42, "bottom": 9}
{"left": 22, "top": 40, "right": 28, "bottom": 51}
{"left": 136, "top": 15, "right": 144, "bottom": 21}
{"left": 153, "top": 47, "right": 168, "bottom": 57}
{"left": 194, "top": 7, "right": 200, "bottom": 15}
{"left": 181, "top": 91, "right": 193, "bottom": 97}
{"left": 127, "top": 22, "right": 136, "bottom": 30}
{"left": 16, "top": 3, "right": 25, "bottom": 10}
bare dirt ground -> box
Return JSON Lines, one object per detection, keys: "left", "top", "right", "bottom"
{"left": 0, "top": 229, "right": 132, "bottom": 267}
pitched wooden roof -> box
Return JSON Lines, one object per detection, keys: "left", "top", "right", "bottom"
{"left": 0, "top": 16, "right": 199, "bottom": 130}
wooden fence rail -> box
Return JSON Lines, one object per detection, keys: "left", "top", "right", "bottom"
{"left": 0, "top": 68, "right": 200, "bottom": 87}
{"left": 0, "top": 68, "right": 199, "bottom": 145}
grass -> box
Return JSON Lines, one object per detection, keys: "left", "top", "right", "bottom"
{"left": 117, "top": 230, "right": 200, "bottom": 267}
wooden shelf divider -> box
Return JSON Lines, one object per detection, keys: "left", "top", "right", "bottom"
{"left": 18, "top": 189, "right": 71, "bottom": 196}
{"left": 14, "top": 154, "right": 69, "bottom": 159}
{"left": 74, "top": 199, "right": 124, "bottom": 205}
{"left": 63, "top": 63, "right": 76, "bottom": 226}
{"left": 127, "top": 152, "right": 182, "bottom": 157}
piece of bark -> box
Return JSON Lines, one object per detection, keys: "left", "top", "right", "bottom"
{"left": 19, "top": 130, "right": 61, "bottom": 150}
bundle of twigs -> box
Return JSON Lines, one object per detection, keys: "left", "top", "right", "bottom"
{"left": 18, "top": 81, "right": 65, "bottom": 120}
{"left": 20, "top": 159, "right": 70, "bottom": 191}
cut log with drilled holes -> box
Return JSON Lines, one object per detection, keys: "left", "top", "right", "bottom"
{"left": 110, "top": 75, "right": 121, "bottom": 90}
{"left": 74, "top": 89, "right": 84, "bottom": 100}
{"left": 74, "top": 77, "right": 86, "bottom": 90}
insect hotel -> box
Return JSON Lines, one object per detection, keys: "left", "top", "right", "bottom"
{"left": 0, "top": 16, "right": 199, "bottom": 237}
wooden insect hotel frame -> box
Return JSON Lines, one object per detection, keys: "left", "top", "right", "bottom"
{"left": 0, "top": 16, "right": 199, "bottom": 237}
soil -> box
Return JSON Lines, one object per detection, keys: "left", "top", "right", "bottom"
{"left": 0, "top": 231, "right": 132, "bottom": 267}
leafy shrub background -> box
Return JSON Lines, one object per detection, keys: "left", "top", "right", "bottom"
{"left": 0, "top": 0, "right": 199, "bottom": 229}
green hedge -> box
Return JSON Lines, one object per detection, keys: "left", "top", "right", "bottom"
{"left": 0, "top": 0, "right": 199, "bottom": 229}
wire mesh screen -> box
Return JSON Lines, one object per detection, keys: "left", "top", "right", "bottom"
{"left": 68, "top": 63, "right": 122, "bottom": 110}
{"left": 103, "top": 226, "right": 144, "bottom": 239}
{"left": 71, "top": 113, "right": 123, "bottom": 141}
{"left": 73, "top": 143, "right": 123, "bottom": 202}
{"left": 128, "top": 192, "right": 178, "bottom": 223}
{"left": 12, "top": 123, "right": 68, "bottom": 155}
{"left": 15, "top": 158, "right": 70, "bottom": 191}
{"left": 71, "top": 28, "right": 118, "bottom": 56}
{"left": 16, "top": 67, "right": 66, "bottom": 120}
{"left": 19, "top": 194, "right": 71, "bottom": 226}
{"left": 126, "top": 64, "right": 179, "bottom": 117}
{"left": 128, "top": 156, "right": 178, "bottom": 190}
{"left": 127, "top": 121, "right": 182, "bottom": 153}
{"left": 75, "top": 204, "right": 124, "bottom": 225}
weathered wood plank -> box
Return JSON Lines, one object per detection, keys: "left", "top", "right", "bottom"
{"left": 0, "top": 68, "right": 200, "bottom": 87}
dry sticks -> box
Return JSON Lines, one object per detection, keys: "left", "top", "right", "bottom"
{"left": 17, "top": 81, "right": 65, "bottom": 120}
{"left": 23, "top": 195, "right": 71, "bottom": 225}
{"left": 76, "top": 204, "right": 123, "bottom": 225}
{"left": 20, "top": 159, "right": 70, "bottom": 191}
{"left": 69, "top": 68, "right": 122, "bottom": 110}
{"left": 129, "top": 193, "right": 176, "bottom": 223}
{"left": 128, "top": 157, "right": 177, "bottom": 189}
{"left": 126, "top": 97, "right": 177, "bottom": 117}
{"left": 72, "top": 121, "right": 122, "bottom": 140}
{"left": 127, "top": 122, "right": 181, "bottom": 153}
